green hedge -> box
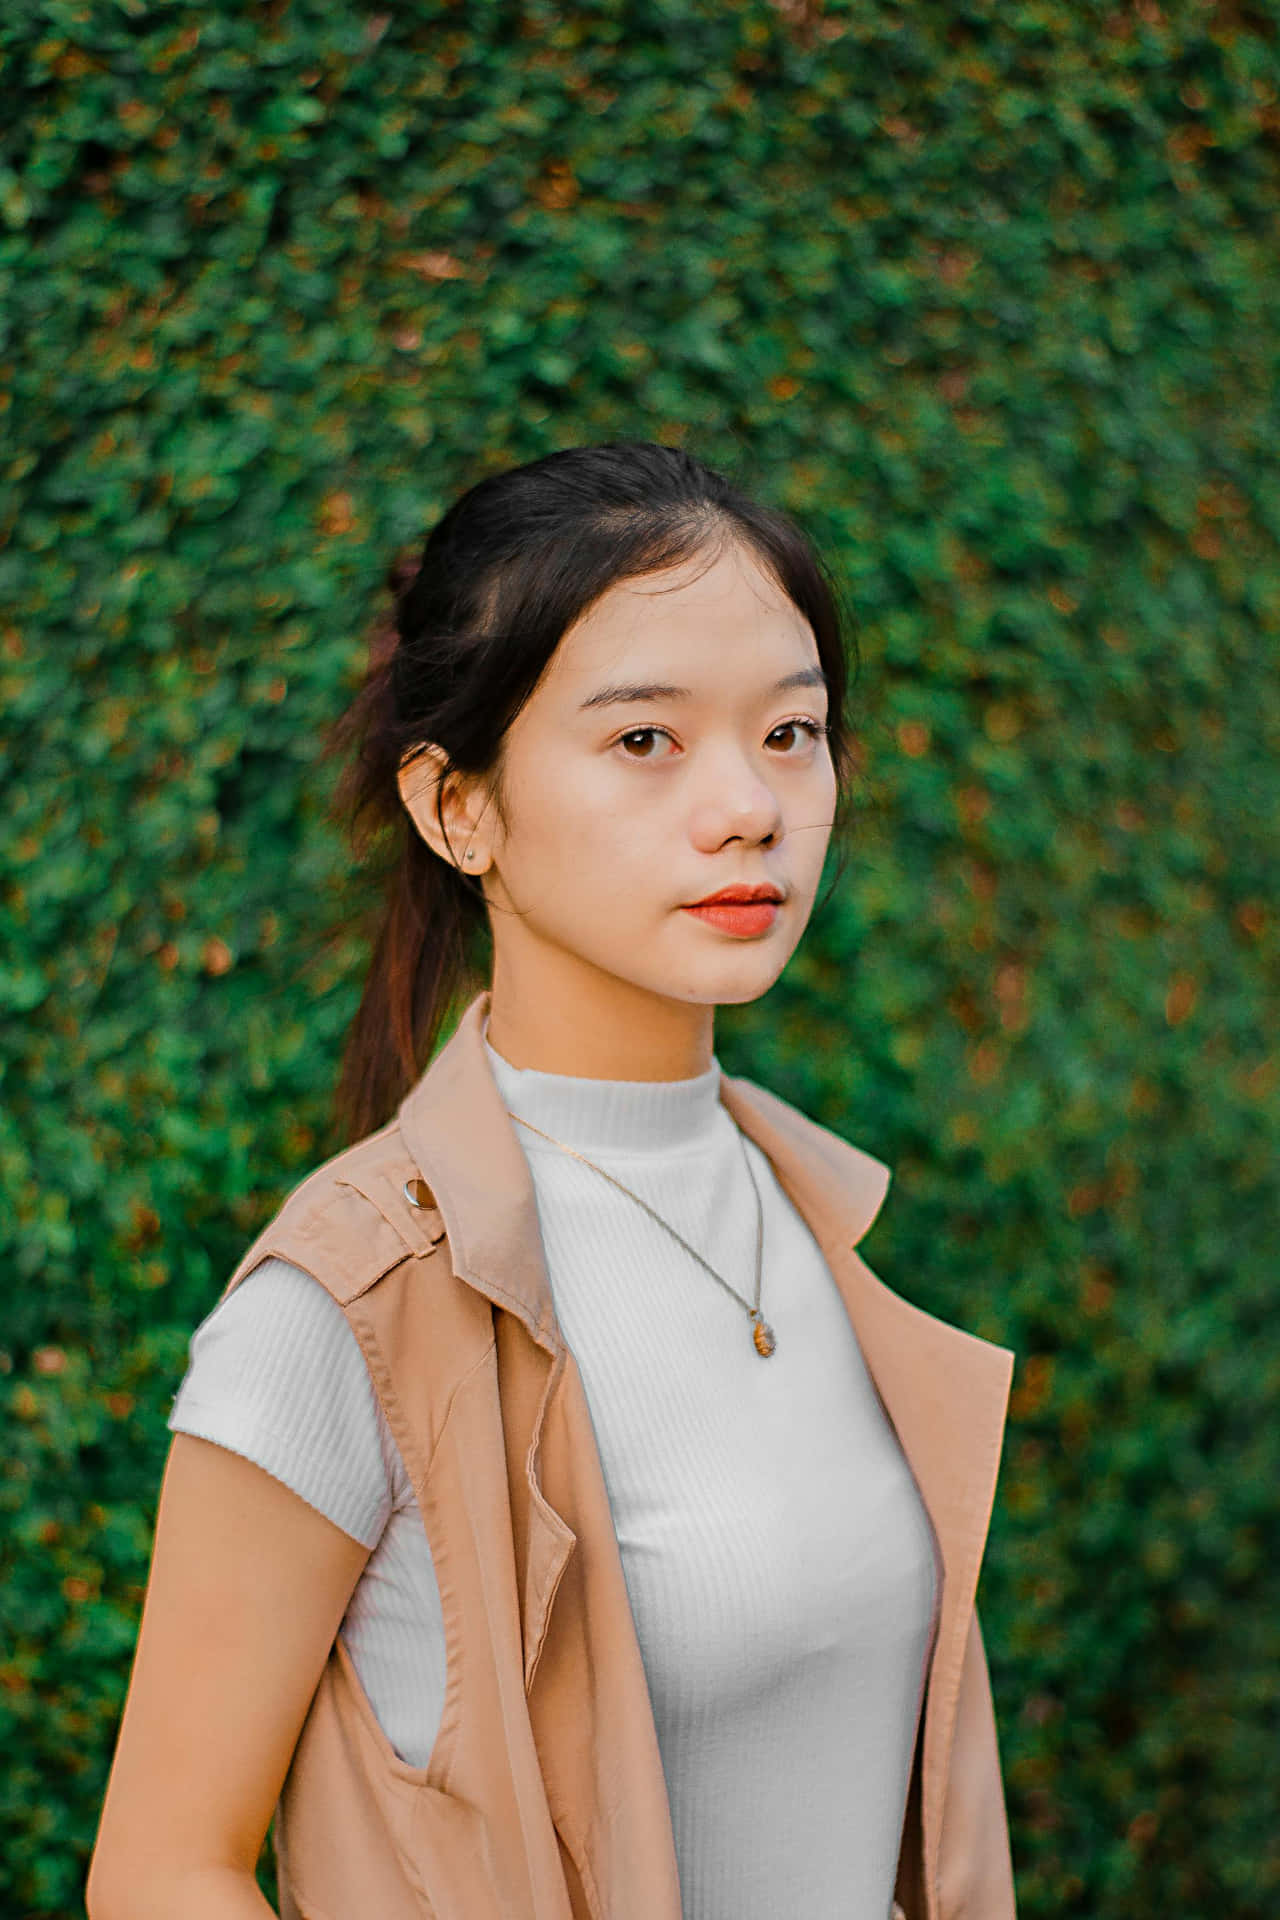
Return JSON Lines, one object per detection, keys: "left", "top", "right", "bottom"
{"left": 2, "top": 1, "right": 1277, "bottom": 1913}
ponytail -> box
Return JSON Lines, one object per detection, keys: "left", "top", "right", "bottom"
{"left": 319, "top": 552, "right": 489, "bottom": 1150}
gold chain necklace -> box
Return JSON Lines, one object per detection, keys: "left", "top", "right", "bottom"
{"left": 505, "top": 1111, "right": 777, "bottom": 1357}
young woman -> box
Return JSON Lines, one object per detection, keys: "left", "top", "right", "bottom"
{"left": 88, "top": 441, "right": 1016, "bottom": 1920}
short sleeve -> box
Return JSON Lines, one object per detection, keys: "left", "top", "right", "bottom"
{"left": 168, "top": 1254, "right": 403, "bottom": 1549}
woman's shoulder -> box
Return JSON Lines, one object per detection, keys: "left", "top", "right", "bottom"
{"left": 218, "top": 1121, "right": 445, "bottom": 1314}
{"left": 168, "top": 1254, "right": 413, "bottom": 1547}
{"left": 182, "top": 1251, "right": 364, "bottom": 1354}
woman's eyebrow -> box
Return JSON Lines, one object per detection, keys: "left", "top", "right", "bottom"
{"left": 578, "top": 666, "right": 826, "bottom": 712}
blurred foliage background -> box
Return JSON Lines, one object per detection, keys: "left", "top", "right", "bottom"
{"left": 2, "top": 0, "right": 1278, "bottom": 1914}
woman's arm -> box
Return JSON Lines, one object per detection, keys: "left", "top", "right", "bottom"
{"left": 86, "top": 1431, "right": 372, "bottom": 1920}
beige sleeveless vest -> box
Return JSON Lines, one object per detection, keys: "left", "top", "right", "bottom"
{"left": 214, "top": 991, "right": 1017, "bottom": 1919}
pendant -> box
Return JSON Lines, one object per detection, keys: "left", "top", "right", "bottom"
{"left": 751, "top": 1314, "right": 776, "bottom": 1357}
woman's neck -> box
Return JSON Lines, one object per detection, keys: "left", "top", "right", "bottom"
{"left": 483, "top": 1017, "right": 722, "bottom": 1155}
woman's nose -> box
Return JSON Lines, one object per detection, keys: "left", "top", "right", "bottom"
{"left": 689, "top": 761, "right": 785, "bottom": 849}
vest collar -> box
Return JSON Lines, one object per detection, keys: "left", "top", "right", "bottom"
{"left": 396, "top": 987, "right": 897, "bottom": 1352}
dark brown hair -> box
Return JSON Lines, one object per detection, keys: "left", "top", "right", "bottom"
{"left": 321, "top": 440, "right": 860, "bottom": 1147}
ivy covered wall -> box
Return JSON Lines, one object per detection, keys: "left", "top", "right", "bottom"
{"left": 2, "top": 2, "right": 1277, "bottom": 1913}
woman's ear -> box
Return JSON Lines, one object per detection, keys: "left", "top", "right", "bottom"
{"left": 397, "top": 746, "right": 493, "bottom": 874}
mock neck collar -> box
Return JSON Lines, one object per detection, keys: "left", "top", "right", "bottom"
{"left": 396, "top": 989, "right": 894, "bottom": 1355}
{"left": 482, "top": 1018, "right": 722, "bottom": 1156}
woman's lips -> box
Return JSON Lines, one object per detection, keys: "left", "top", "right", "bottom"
{"left": 681, "top": 901, "right": 779, "bottom": 937}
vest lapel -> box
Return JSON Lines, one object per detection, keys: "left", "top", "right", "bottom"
{"left": 719, "top": 1072, "right": 1015, "bottom": 1913}
{"left": 838, "top": 1260, "right": 1013, "bottom": 1911}
{"left": 396, "top": 993, "right": 575, "bottom": 1697}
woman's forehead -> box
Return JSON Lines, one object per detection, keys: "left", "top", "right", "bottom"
{"left": 546, "top": 552, "right": 816, "bottom": 696}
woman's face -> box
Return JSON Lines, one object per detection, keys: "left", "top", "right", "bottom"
{"left": 414, "top": 537, "right": 839, "bottom": 1074}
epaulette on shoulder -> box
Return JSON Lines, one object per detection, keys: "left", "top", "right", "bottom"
{"left": 217, "top": 1116, "right": 447, "bottom": 1312}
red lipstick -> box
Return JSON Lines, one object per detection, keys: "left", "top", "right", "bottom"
{"left": 681, "top": 883, "right": 784, "bottom": 938}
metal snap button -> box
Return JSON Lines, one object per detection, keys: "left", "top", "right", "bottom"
{"left": 403, "top": 1176, "right": 437, "bottom": 1210}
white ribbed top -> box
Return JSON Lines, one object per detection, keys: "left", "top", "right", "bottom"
{"left": 169, "top": 1023, "right": 940, "bottom": 1920}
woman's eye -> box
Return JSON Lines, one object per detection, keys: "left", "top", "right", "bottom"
{"left": 617, "top": 727, "right": 672, "bottom": 758}
{"left": 768, "top": 719, "right": 826, "bottom": 751}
